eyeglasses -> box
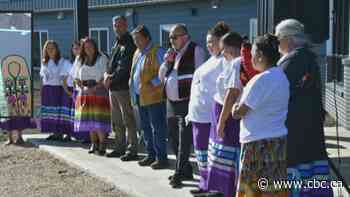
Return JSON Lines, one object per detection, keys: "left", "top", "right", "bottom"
{"left": 169, "top": 34, "right": 186, "bottom": 40}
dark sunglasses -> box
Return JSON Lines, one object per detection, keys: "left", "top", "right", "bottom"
{"left": 169, "top": 34, "right": 186, "bottom": 40}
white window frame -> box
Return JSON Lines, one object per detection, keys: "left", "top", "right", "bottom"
{"left": 160, "top": 24, "right": 186, "bottom": 48}
{"left": 33, "top": 30, "right": 49, "bottom": 70}
{"left": 89, "top": 27, "right": 110, "bottom": 54}
{"left": 249, "top": 18, "right": 258, "bottom": 43}
{"left": 160, "top": 24, "right": 176, "bottom": 47}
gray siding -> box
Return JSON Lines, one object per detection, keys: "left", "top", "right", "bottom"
{"left": 135, "top": 0, "right": 256, "bottom": 46}
{"left": 32, "top": 0, "right": 256, "bottom": 59}
{"left": 33, "top": 11, "right": 75, "bottom": 60}
{"left": 0, "top": 0, "right": 191, "bottom": 11}
{"left": 322, "top": 0, "right": 350, "bottom": 130}
{"left": 323, "top": 58, "right": 350, "bottom": 130}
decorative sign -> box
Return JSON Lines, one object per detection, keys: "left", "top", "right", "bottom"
{"left": 0, "top": 55, "right": 32, "bottom": 117}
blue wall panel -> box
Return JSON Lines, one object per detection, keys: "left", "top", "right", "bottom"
{"left": 34, "top": 11, "right": 75, "bottom": 59}
{"left": 30, "top": 0, "right": 256, "bottom": 61}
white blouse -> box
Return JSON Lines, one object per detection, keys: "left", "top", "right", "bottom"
{"left": 60, "top": 60, "right": 74, "bottom": 88}
{"left": 40, "top": 58, "right": 70, "bottom": 86}
{"left": 187, "top": 55, "right": 223, "bottom": 123}
{"left": 239, "top": 67, "right": 290, "bottom": 143}
{"left": 213, "top": 57, "right": 242, "bottom": 105}
{"left": 76, "top": 54, "right": 108, "bottom": 82}
{"left": 65, "top": 57, "right": 81, "bottom": 88}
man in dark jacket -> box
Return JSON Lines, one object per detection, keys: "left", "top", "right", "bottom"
{"left": 104, "top": 15, "right": 138, "bottom": 161}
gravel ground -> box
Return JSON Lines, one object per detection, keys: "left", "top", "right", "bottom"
{"left": 0, "top": 138, "right": 131, "bottom": 197}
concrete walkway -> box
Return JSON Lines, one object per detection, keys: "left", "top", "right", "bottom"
{"left": 24, "top": 134, "right": 198, "bottom": 197}
{"left": 23, "top": 126, "right": 350, "bottom": 197}
{"left": 325, "top": 127, "right": 350, "bottom": 197}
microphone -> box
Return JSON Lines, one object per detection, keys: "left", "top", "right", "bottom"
{"left": 164, "top": 48, "right": 176, "bottom": 64}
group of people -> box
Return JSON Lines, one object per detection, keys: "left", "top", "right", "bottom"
{"left": 1, "top": 15, "right": 334, "bottom": 197}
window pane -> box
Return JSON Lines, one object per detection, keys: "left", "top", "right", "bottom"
{"left": 161, "top": 30, "right": 170, "bottom": 49}
{"left": 100, "top": 30, "right": 108, "bottom": 54}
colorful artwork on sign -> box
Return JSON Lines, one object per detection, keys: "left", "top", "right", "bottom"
{"left": 0, "top": 55, "right": 32, "bottom": 117}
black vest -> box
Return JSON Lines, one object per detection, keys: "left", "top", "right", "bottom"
{"left": 165, "top": 42, "right": 196, "bottom": 100}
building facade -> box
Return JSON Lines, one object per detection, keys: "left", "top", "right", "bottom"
{"left": 324, "top": 0, "right": 350, "bottom": 130}
{"left": 2, "top": 0, "right": 350, "bottom": 130}
{"left": 0, "top": 0, "right": 258, "bottom": 69}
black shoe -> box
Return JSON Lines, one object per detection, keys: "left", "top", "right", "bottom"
{"left": 168, "top": 173, "right": 194, "bottom": 181}
{"left": 98, "top": 143, "right": 106, "bottom": 156}
{"left": 120, "top": 153, "right": 138, "bottom": 161}
{"left": 46, "top": 134, "right": 61, "bottom": 141}
{"left": 106, "top": 150, "right": 125, "bottom": 158}
{"left": 98, "top": 149, "right": 106, "bottom": 156}
{"left": 150, "top": 160, "right": 169, "bottom": 170}
{"left": 169, "top": 174, "right": 182, "bottom": 188}
{"left": 88, "top": 143, "right": 99, "bottom": 154}
{"left": 138, "top": 156, "right": 155, "bottom": 166}
{"left": 62, "top": 135, "right": 72, "bottom": 142}
{"left": 15, "top": 137, "right": 25, "bottom": 145}
{"left": 190, "top": 188, "right": 207, "bottom": 195}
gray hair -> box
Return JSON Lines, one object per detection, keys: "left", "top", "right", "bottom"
{"left": 275, "top": 19, "right": 309, "bottom": 48}
{"left": 112, "top": 15, "right": 127, "bottom": 23}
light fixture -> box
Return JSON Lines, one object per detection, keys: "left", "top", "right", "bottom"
{"left": 57, "top": 11, "right": 64, "bottom": 20}
{"left": 211, "top": 0, "right": 221, "bottom": 9}
{"left": 125, "top": 8, "right": 134, "bottom": 17}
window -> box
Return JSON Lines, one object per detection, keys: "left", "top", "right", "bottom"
{"left": 89, "top": 28, "right": 109, "bottom": 55}
{"left": 33, "top": 30, "right": 48, "bottom": 68}
{"left": 160, "top": 24, "right": 181, "bottom": 49}
{"left": 249, "top": 18, "right": 258, "bottom": 43}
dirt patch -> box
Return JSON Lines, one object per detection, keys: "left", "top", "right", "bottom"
{"left": 0, "top": 143, "right": 131, "bottom": 197}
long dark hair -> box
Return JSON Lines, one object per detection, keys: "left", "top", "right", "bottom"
{"left": 254, "top": 34, "right": 280, "bottom": 65}
{"left": 42, "top": 40, "right": 61, "bottom": 65}
{"left": 79, "top": 37, "right": 99, "bottom": 66}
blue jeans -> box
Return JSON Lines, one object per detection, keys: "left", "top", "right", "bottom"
{"left": 136, "top": 96, "right": 168, "bottom": 161}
